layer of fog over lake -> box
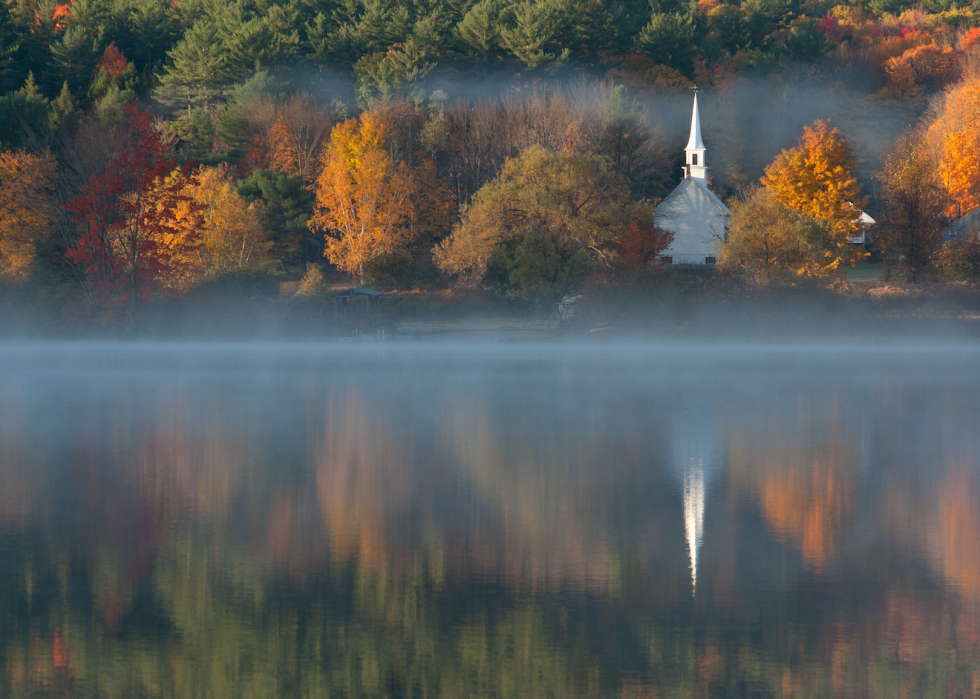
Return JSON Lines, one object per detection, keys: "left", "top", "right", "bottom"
{"left": 2, "top": 340, "right": 980, "bottom": 697}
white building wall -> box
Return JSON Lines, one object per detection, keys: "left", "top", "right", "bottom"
{"left": 655, "top": 183, "right": 730, "bottom": 264}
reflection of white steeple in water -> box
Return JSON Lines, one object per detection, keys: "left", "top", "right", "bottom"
{"left": 670, "top": 401, "right": 722, "bottom": 596}
{"left": 683, "top": 461, "right": 705, "bottom": 594}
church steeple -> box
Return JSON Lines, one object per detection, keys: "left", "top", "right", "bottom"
{"left": 684, "top": 92, "right": 707, "bottom": 183}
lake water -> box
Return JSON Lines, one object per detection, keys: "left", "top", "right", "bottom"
{"left": 2, "top": 341, "right": 980, "bottom": 698}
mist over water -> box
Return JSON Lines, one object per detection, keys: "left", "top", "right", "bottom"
{"left": 2, "top": 340, "right": 979, "bottom": 696}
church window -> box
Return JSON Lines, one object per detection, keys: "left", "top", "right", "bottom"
{"left": 705, "top": 256, "right": 716, "bottom": 264}
{"left": 691, "top": 154, "right": 698, "bottom": 165}
{"left": 661, "top": 256, "right": 673, "bottom": 264}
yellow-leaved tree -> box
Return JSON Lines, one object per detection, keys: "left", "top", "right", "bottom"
{"left": 434, "top": 145, "right": 648, "bottom": 301}
{"left": 761, "top": 120, "right": 867, "bottom": 271}
{"left": 309, "top": 111, "right": 443, "bottom": 280}
{"left": 926, "top": 75, "right": 980, "bottom": 217}
{"left": 0, "top": 150, "right": 57, "bottom": 280}
{"left": 144, "top": 167, "right": 206, "bottom": 292}
{"left": 718, "top": 188, "right": 840, "bottom": 284}
{"left": 185, "top": 164, "right": 269, "bottom": 275}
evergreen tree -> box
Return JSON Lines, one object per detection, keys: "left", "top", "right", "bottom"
{"left": 498, "top": 0, "right": 570, "bottom": 69}
{"left": 742, "top": 0, "right": 792, "bottom": 50}
{"left": 238, "top": 168, "right": 315, "bottom": 265}
{"left": 49, "top": 80, "right": 76, "bottom": 131}
{"left": 0, "top": 0, "right": 21, "bottom": 93}
{"left": 13, "top": 0, "right": 58, "bottom": 93}
{"left": 221, "top": 2, "right": 301, "bottom": 79}
{"left": 124, "top": 0, "right": 183, "bottom": 74}
{"left": 634, "top": 11, "right": 696, "bottom": 75}
{"left": 0, "top": 73, "right": 50, "bottom": 148}
{"left": 455, "top": 0, "right": 502, "bottom": 60}
{"left": 50, "top": 25, "right": 104, "bottom": 93}
{"left": 409, "top": 0, "right": 459, "bottom": 55}
{"left": 567, "top": 0, "right": 620, "bottom": 56}
{"left": 50, "top": 0, "right": 120, "bottom": 92}
{"left": 156, "top": 19, "right": 231, "bottom": 112}
{"left": 354, "top": 41, "right": 435, "bottom": 106}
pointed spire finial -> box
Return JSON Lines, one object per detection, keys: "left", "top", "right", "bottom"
{"left": 685, "top": 92, "right": 705, "bottom": 152}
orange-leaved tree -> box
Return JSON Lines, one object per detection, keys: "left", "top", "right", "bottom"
{"left": 266, "top": 94, "right": 333, "bottom": 187}
{"left": 309, "top": 111, "right": 431, "bottom": 279}
{"left": 615, "top": 219, "right": 674, "bottom": 269}
{"left": 884, "top": 44, "right": 958, "bottom": 97}
{"left": 0, "top": 150, "right": 57, "bottom": 280}
{"left": 761, "top": 120, "right": 867, "bottom": 270}
{"left": 926, "top": 75, "right": 980, "bottom": 217}
{"left": 146, "top": 167, "right": 206, "bottom": 292}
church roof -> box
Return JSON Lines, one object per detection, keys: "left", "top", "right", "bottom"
{"left": 655, "top": 176, "right": 732, "bottom": 217}
{"left": 685, "top": 94, "right": 705, "bottom": 151}
{"left": 950, "top": 206, "right": 980, "bottom": 232}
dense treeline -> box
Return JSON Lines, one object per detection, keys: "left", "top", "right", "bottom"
{"left": 3, "top": 0, "right": 980, "bottom": 108}
{"left": 0, "top": 0, "right": 979, "bottom": 324}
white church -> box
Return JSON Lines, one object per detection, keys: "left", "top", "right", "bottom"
{"left": 655, "top": 94, "right": 731, "bottom": 266}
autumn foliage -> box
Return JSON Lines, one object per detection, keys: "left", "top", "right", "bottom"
{"left": 435, "top": 146, "right": 639, "bottom": 279}
{"left": 885, "top": 44, "right": 958, "bottom": 96}
{"left": 876, "top": 132, "right": 947, "bottom": 281}
{"left": 310, "top": 111, "right": 449, "bottom": 279}
{"left": 0, "top": 151, "right": 56, "bottom": 280}
{"left": 184, "top": 164, "right": 269, "bottom": 274}
{"left": 927, "top": 75, "right": 980, "bottom": 217}
{"left": 963, "top": 27, "right": 980, "bottom": 53}
{"left": 265, "top": 94, "right": 333, "bottom": 186}
{"left": 66, "top": 105, "right": 203, "bottom": 308}
{"left": 98, "top": 42, "right": 129, "bottom": 79}
{"left": 720, "top": 188, "right": 843, "bottom": 283}
{"left": 761, "top": 120, "right": 867, "bottom": 270}
{"left": 615, "top": 219, "right": 674, "bottom": 269}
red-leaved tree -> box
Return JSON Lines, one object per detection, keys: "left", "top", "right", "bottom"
{"left": 66, "top": 104, "right": 203, "bottom": 313}
{"left": 615, "top": 219, "right": 675, "bottom": 269}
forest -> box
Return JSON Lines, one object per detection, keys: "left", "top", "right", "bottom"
{"left": 1, "top": 0, "right": 980, "bottom": 328}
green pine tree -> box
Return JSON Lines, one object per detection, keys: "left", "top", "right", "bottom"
{"left": 126, "top": 0, "right": 182, "bottom": 73}
{"left": 498, "top": 0, "right": 570, "bottom": 69}
{"left": 221, "top": 4, "right": 301, "bottom": 79}
{"left": 156, "top": 19, "right": 231, "bottom": 113}
{"left": 633, "top": 11, "right": 696, "bottom": 75}
{"left": 49, "top": 80, "right": 76, "bottom": 131}
{"left": 50, "top": 25, "right": 104, "bottom": 92}
{"left": 0, "top": 0, "right": 21, "bottom": 93}
{"left": 0, "top": 73, "right": 50, "bottom": 148}
{"left": 455, "top": 0, "right": 502, "bottom": 60}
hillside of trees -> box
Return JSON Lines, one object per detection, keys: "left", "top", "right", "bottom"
{"left": 1, "top": 0, "right": 980, "bottom": 329}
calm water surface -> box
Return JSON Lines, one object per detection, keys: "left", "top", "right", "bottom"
{"left": 1, "top": 342, "right": 979, "bottom": 698}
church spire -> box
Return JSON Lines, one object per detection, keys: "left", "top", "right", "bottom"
{"left": 684, "top": 91, "right": 707, "bottom": 183}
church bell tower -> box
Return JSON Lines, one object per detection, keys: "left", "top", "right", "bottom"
{"left": 684, "top": 92, "right": 707, "bottom": 184}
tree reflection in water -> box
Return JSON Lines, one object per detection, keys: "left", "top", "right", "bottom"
{"left": 0, "top": 344, "right": 979, "bottom": 697}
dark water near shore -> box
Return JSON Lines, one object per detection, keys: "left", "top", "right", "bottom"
{"left": 2, "top": 342, "right": 980, "bottom": 698}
